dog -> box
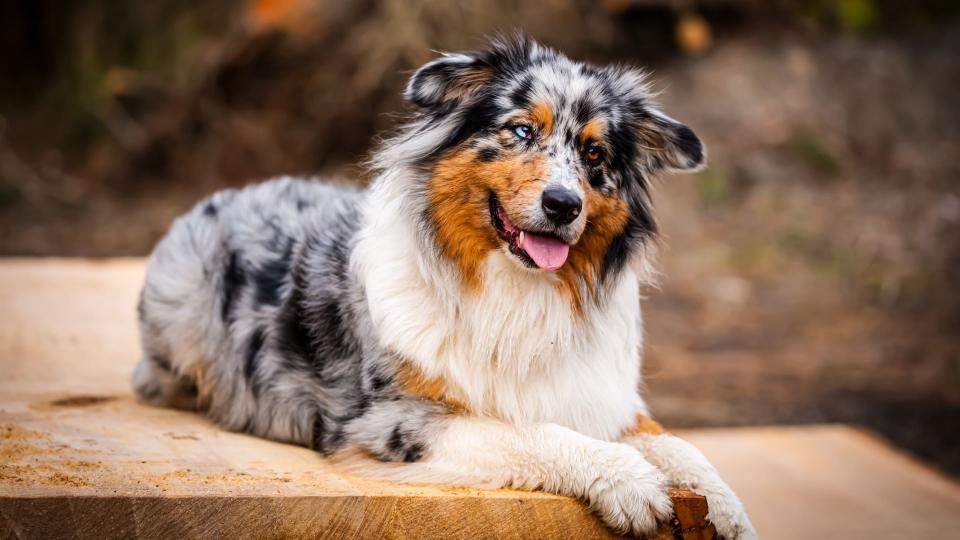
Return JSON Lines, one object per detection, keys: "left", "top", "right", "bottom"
{"left": 133, "top": 36, "right": 756, "bottom": 538}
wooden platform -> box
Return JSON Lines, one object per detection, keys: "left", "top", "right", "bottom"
{"left": 2, "top": 259, "right": 959, "bottom": 539}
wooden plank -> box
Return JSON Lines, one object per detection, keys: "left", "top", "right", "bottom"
{"left": 0, "top": 259, "right": 710, "bottom": 539}
{"left": 683, "top": 425, "right": 960, "bottom": 540}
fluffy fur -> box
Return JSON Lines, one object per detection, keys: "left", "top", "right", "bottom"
{"left": 133, "top": 37, "right": 755, "bottom": 538}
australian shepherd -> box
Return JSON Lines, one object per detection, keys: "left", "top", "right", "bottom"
{"left": 133, "top": 37, "right": 755, "bottom": 538}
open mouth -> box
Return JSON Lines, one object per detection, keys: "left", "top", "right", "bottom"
{"left": 489, "top": 193, "right": 570, "bottom": 271}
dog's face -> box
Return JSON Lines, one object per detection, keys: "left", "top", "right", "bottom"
{"left": 399, "top": 38, "right": 704, "bottom": 299}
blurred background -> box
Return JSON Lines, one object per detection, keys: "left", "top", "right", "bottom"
{"left": 1, "top": 0, "right": 957, "bottom": 475}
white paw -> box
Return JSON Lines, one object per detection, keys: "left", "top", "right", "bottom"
{"left": 701, "top": 485, "right": 757, "bottom": 540}
{"left": 584, "top": 444, "right": 673, "bottom": 537}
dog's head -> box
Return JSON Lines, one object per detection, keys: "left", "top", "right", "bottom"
{"left": 379, "top": 37, "right": 704, "bottom": 300}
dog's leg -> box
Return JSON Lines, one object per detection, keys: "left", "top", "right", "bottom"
{"left": 622, "top": 415, "right": 757, "bottom": 540}
{"left": 362, "top": 415, "right": 675, "bottom": 537}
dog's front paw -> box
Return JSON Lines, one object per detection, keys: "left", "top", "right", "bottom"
{"left": 700, "top": 485, "right": 757, "bottom": 540}
{"left": 584, "top": 444, "right": 673, "bottom": 538}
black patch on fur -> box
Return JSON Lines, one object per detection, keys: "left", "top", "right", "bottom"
{"left": 275, "top": 268, "right": 316, "bottom": 369}
{"left": 350, "top": 394, "right": 371, "bottom": 419}
{"left": 602, "top": 204, "right": 655, "bottom": 280}
{"left": 327, "top": 426, "right": 346, "bottom": 450}
{"left": 421, "top": 96, "right": 501, "bottom": 163}
{"left": 253, "top": 240, "right": 293, "bottom": 306}
{"left": 150, "top": 351, "right": 172, "bottom": 371}
{"left": 673, "top": 124, "right": 703, "bottom": 166}
{"left": 296, "top": 198, "right": 311, "bottom": 212}
{"left": 388, "top": 424, "right": 405, "bottom": 453}
{"left": 572, "top": 96, "right": 596, "bottom": 127}
{"left": 364, "top": 363, "right": 393, "bottom": 393}
{"left": 311, "top": 300, "right": 350, "bottom": 358}
{"left": 602, "top": 232, "right": 632, "bottom": 282}
{"left": 245, "top": 326, "right": 265, "bottom": 393}
{"left": 476, "top": 147, "right": 499, "bottom": 162}
{"left": 371, "top": 374, "right": 390, "bottom": 392}
{"left": 587, "top": 167, "right": 605, "bottom": 188}
{"left": 182, "top": 379, "right": 199, "bottom": 399}
{"left": 404, "top": 443, "right": 425, "bottom": 463}
{"left": 306, "top": 236, "right": 357, "bottom": 365}
{"left": 222, "top": 250, "right": 246, "bottom": 322}
{"left": 312, "top": 413, "right": 328, "bottom": 454}
{"left": 202, "top": 201, "right": 218, "bottom": 217}
{"left": 508, "top": 74, "right": 534, "bottom": 109}
{"left": 486, "top": 36, "right": 534, "bottom": 75}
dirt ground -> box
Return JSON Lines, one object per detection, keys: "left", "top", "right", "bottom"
{"left": 1, "top": 2, "right": 957, "bottom": 475}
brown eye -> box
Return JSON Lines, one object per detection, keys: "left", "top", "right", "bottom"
{"left": 584, "top": 145, "right": 604, "bottom": 165}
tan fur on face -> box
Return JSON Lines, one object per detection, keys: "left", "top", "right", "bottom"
{"left": 429, "top": 146, "right": 548, "bottom": 291}
{"left": 530, "top": 101, "right": 554, "bottom": 136}
{"left": 579, "top": 118, "right": 604, "bottom": 146}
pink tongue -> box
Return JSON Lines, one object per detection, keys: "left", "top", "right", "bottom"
{"left": 521, "top": 232, "right": 570, "bottom": 271}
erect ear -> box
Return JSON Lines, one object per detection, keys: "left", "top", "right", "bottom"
{"left": 405, "top": 53, "right": 493, "bottom": 109}
{"left": 638, "top": 110, "right": 706, "bottom": 173}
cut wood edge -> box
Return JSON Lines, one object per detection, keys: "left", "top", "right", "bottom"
{"left": 0, "top": 491, "right": 712, "bottom": 540}
{"left": 661, "top": 488, "right": 716, "bottom": 540}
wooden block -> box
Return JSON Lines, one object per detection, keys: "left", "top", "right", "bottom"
{"left": 0, "top": 259, "right": 712, "bottom": 538}
{"left": 0, "top": 394, "right": 711, "bottom": 539}
{"left": 665, "top": 489, "right": 716, "bottom": 540}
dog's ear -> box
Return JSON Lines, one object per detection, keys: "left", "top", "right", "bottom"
{"left": 405, "top": 53, "right": 493, "bottom": 109}
{"left": 609, "top": 67, "right": 706, "bottom": 173}
{"left": 637, "top": 111, "right": 706, "bottom": 173}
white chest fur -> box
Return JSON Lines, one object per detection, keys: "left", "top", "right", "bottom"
{"left": 352, "top": 179, "right": 646, "bottom": 441}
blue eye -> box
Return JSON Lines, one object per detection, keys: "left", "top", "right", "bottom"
{"left": 513, "top": 125, "right": 533, "bottom": 139}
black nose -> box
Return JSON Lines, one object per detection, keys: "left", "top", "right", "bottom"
{"left": 541, "top": 187, "right": 582, "bottom": 225}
